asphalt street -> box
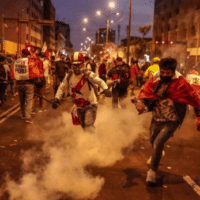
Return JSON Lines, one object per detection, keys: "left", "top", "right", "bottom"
{"left": 0, "top": 90, "right": 200, "bottom": 200}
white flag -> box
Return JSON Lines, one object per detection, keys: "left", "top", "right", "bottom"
{"left": 41, "top": 42, "right": 47, "bottom": 53}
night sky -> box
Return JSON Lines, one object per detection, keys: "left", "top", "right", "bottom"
{"left": 52, "top": 0, "right": 155, "bottom": 51}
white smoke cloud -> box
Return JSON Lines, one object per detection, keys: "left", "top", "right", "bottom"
{"left": 5, "top": 100, "right": 148, "bottom": 200}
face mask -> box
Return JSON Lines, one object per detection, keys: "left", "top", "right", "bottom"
{"left": 160, "top": 75, "right": 172, "bottom": 83}
{"left": 73, "top": 65, "right": 82, "bottom": 75}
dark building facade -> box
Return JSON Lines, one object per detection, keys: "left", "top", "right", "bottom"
{"left": 55, "top": 21, "right": 73, "bottom": 49}
{"left": 96, "top": 28, "right": 115, "bottom": 44}
{"left": 153, "top": 0, "right": 200, "bottom": 57}
{"left": 43, "top": 0, "right": 55, "bottom": 51}
{"left": 0, "top": 0, "right": 43, "bottom": 54}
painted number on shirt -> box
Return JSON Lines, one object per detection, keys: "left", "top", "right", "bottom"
{"left": 15, "top": 62, "right": 27, "bottom": 74}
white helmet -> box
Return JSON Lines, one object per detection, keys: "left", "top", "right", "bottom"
{"left": 71, "top": 52, "right": 84, "bottom": 64}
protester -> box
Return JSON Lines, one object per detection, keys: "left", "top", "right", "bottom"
{"left": 54, "top": 54, "right": 68, "bottom": 95}
{"left": 129, "top": 59, "right": 143, "bottom": 96}
{"left": 32, "top": 52, "right": 46, "bottom": 113}
{"left": 0, "top": 55, "right": 9, "bottom": 106}
{"left": 52, "top": 52, "right": 111, "bottom": 132}
{"left": 132, "top": 58, "right": 200, "bottom": 186}
{"left": 107, "top": 57, "right": 131, "bottom": 109}
{"left": 98, "top": 58, "right": 107, "bottom": 83}
{"left": 42, "top": 54, "right": 51, "bottom": 91}
{"left": 143, "top": 57, "right": 160, "bottom": 82}
{"left": 11, "top": 49, "right": 40, "bottom": 123}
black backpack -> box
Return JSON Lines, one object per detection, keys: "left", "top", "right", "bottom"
{"left": 0, "top": 64, "right": 6, "bottom": 81}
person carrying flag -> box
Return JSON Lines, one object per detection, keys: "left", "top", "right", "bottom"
{"left": 11, "top": 49, "right": 40, "bottom": 123}
{"left": 132, "top": 58, "right": 200, "bottom": 186}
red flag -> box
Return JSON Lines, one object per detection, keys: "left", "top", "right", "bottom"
{"left": 138, "top": 72, "right": 200, "bottom": 110}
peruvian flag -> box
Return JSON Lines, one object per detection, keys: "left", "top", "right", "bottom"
{"left": 137, "top": 71, "right": 200, "bottom": 111}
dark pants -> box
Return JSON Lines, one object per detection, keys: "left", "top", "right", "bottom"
{"left": 0, "top": 82, "right": 7, "bottom": 104}
{"left": 32, "top": 85, "right": 45, "bottom": 109}
{"left": 112, "top": 86, "right": 128, "bottom": 109}
{"left": 149, "top": 119, "right": 179, "bottom": 171}
{"left": 77, "top": 104, "right": 97, "bottom": 131}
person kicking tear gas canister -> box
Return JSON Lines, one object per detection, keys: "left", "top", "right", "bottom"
{"left": 131, "top": 58, "right": 200, "bottom": 186}
{"left": 52, "top": 52, "right": 111, "bottom": 132}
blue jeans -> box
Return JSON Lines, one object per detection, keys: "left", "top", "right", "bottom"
{"left": 149, "top": 119, "right": 179, "bottom": 171}
{"left": 17, "top": 81, "right": 34, "bottom": 120}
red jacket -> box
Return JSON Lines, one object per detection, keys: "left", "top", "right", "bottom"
{"left": 98, "top": 63, "right": 106, "bottom": 76}
{"left": 130, "top": 64, "right": 143, "bottom": 79}
{"left": 137, "top": 71, "right": 200, "bottom": 128}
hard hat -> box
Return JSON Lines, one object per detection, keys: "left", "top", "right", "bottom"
{"left": 153, "top": 57, "right": 160, "bottom": 62}
{"left": 71, "top": 52, "right": 84, "bottom": 64}
{"left": 21, "top": 49, "right": 31, "bottom": 56}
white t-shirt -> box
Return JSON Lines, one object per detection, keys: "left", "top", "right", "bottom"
{"left": 43, "top": 59, "right": 51, "bottom": 77}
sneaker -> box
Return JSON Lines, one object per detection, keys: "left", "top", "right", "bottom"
{"left": 38, "top": 108, "right": 46, "bottom": 113}
{"left": 21, "top": 114, "right": 25, "bottom": 119}
{"left": 146, "top": 169, "right": 156, "bottom": 186}
{"left": 25, "top": 119, "right": 33, "bottom": 124}
{"left": 31, "top": 110, "right": 37, "bottom": 115}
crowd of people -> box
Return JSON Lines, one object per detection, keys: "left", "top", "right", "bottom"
{"left": 1, "top": 48, "right": 200, "bottom": 186}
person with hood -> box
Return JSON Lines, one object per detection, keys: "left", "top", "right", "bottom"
{"left": 132, "top": 58, "right": 200, "bottom": 186}
{"left": 52, "top": 52, "right": 111, "bottom": 132}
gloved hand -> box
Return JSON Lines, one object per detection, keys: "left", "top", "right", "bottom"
{"left": 134, "top": 100, "right": 146, "bottom": 113}
{"left": 113, "top": 79, "right": 120, "bottom": 84}
{"left": 104, "top": 89, "right": 111, "bottom": 97}
{"left": 52, "top": 98, "right": 60, "bottom": 109}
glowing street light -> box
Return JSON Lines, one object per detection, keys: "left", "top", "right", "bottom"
{"left": 116, "top": 12, "right": 119, "bottom": 16}
{"left": 109, "top": 2, "right": 115, "bottom": 9}
{"left": 96, "top": 10, "right": 101, "bottom": 16}
{"left": 83, "top": 28, "right": 86, "bottom": 31}
{"left": 81, "top": 43, "right": 83, "bottom": 46}
{"left": 83, "top": 18, "right": 88, "bottom": 23}
{"left": 111, "top": 20, "right": 114, "bottom": 24}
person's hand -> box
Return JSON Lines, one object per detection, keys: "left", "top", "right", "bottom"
{"left": 113, "top": 79, "right": 120, "bottom": 84}
{"left": 52, "top": 98, "right": 60, "bottom": 109}
{"left": 134, "top": 100, "right": 145, "bottom": 113}
{"left": 104, "top": 89, "right": 111, "bottom": 97}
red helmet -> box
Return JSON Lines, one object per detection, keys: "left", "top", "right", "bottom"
{"left": 71, "top": 52, "right": 84, "bottom": 64}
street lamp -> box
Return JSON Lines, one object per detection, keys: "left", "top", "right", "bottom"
{"left": 83, "top": 28, "right": 86, "bottom": 31}
{"left": 108, "top": 2, "right": 115, "bottom": 9}
{"left": 96, "top": 2, "right": 118, "bottom": 44}
{"left": 83, "top": 18, "right": 88, "bottom": 23}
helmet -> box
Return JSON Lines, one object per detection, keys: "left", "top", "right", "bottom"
{"left": 71, "top": 52, "right": 84, "bottom": 64}
{"left": 153, "top": 57, "right": 160, "bottom": 63}
{"left": 21, "top": 49, "right": 31, "bottom": 56}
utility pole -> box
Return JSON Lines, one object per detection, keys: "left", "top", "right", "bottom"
{"left": 127, "top": 0, "right": 132, "bottom": 65}
{"left": 0, "top": 14, "right": 4, "bottom": 53}
{"left": 196, "top": 14, "right": 200, "bottom": 67}
{"left": 118, "top": 25, "right": 121, "bottom": 45}
{"left": 106, "top": 19, "right": 109, "bottom": 44}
